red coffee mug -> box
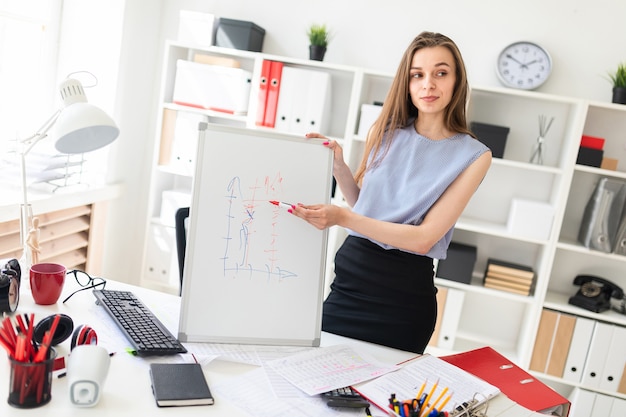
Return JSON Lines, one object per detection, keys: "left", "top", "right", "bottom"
{"left": 30, "top": 263, "right": 66, "bottom": 305}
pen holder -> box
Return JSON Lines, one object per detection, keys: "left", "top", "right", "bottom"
{"left": 7, "top": 348, "right": 57, "bottom": 408}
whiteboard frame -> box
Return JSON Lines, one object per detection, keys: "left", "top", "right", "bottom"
{"left": 178, "top": 123, "right": 333, "bottom": 347}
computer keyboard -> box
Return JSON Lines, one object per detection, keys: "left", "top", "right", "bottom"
{"left": 93, "top": 289, "right": 187, "bottom": 356}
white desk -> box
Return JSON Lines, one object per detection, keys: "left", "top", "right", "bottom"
{"left": 1, "top": 276, "right": 543, "bottom": 416}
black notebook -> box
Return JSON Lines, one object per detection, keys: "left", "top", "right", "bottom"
{"left": 149, "top": 363, "right": 214, "bottom": 407}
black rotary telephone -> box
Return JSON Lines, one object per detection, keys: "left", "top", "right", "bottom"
{"left": 568, "top": 275, "right": 625, "bottom": 313}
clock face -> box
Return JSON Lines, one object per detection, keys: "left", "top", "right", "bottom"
{"left": 8, "top": 278, "right": 18, "bottom": 312}
{"left": 0, "top": 273, "right": 19, "bottom": 313}
{"left": 496, "top": 41, "right": 552, "bottom": 90}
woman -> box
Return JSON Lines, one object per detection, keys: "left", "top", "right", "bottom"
{"left": 291, "top": 31, "right": 492, "bottom": 353}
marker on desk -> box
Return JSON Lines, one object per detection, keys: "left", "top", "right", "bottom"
{"left": 269, "top": 200, "right": 295, "bottom": 210}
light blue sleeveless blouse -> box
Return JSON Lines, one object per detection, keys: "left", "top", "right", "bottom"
{"left": 348, "top": 121, "right": 490, "bottom": 259}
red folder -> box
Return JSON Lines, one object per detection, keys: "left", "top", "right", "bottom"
{"left": 440, "top": 347, "right": 570, "bottom": 416}
{"left": 263, "top": 61, "right": 284, "bottom": 127}
{"left": 256, "top": 59, "right": 272, "bottom": 126}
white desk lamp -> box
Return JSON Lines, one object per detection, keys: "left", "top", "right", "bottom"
{"left": 19, "top": 77, "right": 120, "bottom": 269}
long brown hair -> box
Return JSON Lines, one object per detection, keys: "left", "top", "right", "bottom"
{"left": 354, "top": 31, "right": 474, "bottom": 184}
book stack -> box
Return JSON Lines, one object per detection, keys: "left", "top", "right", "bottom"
{"left": 483, "top": 258, "right": 535, "bottom": 296}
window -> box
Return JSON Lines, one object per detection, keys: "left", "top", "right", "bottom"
{"left": 0, "top": 1, "right": 103, "bottom": 194}
{"left": 0, "top": 1, "right": 61, "bottom": 153}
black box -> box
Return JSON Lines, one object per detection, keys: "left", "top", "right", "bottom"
{"left": 576, "top": 146, "right": 603, "bottom": 168}
{"left": 436, "top": 242, "right": 477, "bottom": 284}
{"left": 215, "top": 18, "right": 265, "bottom": 52}
{"left": 470, "top": 122, "right": 510, "bottom": 158}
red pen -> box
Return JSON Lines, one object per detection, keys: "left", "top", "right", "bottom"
{"left": 269, "top": 200, "right": 294, "bottom": 210}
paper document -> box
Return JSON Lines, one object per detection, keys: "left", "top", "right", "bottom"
{"left": 265, "top": 344, "right": 399, "bottom": 395}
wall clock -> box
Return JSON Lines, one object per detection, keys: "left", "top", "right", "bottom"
{"left": 496, "top": 41, "right": 552, "bottom": 90}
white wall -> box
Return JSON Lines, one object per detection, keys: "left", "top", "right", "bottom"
{"left": 99, "top": 0, "right": 626, "bottom": 284}
{"left": 159, "top": 0, "right": 626, "bottom": 101}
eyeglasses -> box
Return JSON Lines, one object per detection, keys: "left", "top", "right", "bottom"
{"left": 62, "top": 269, "right": 107, "bottom": 303}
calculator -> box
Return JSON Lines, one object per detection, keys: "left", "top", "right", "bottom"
{"left": 322, "top": 386, "right": 370, "bottom": 408}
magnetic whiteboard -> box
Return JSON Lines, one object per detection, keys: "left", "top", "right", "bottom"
{"left": 178, "top": 123, "right": 333, "bottom": 346}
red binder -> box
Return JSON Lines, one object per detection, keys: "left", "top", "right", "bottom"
{"left": 263, "top": 61, "right": 284, "bottom": 127}
{"left": 256, "top": 59, "right": 272, "bottom": 126}
{"left": 440, "top": 346, "right": 571, "bottom": 416}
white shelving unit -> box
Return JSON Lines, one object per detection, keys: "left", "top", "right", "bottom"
{"left": 141, "top": 40, "right": 626, "bottom": 403}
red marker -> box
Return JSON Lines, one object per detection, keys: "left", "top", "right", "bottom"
{"left": 269, "top": 200, "right": 294, "bottom": 210}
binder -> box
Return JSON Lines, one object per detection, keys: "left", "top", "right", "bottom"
{"left": 529, "top": 309, "right": 577, "bottom": 377}
{"left": 274, "top": 66, "right": 303, "bottom": 132}
{"left": 255, "top": 59, "right": 272, "bottom": 126}
{"left": 263, "top": 60, "right": 283, "bottom": 127}
{"left": 169, "top": 111, "right": 205, "bottom": 176}
{"left": 302, "top": 70, "right": 331, "bottom": 134}
{"left": 354, "top": 353, "right": 501, "bottom": 417}
{"left": 581, "top": 321, "right": 613, "bottom": 388}
{"left": 158, "top": 108, "right": 177, "bottom": 166}
{"left": 529, "top": 309, "right": 558, "bottom": 373}
{"left": 274, "top": 67, "right": 332, "bottom": 135}
{"left": 593, "top": 393, "right": 614, "bottom": 415}
{"left": 441, "top": 347, "right": 570, "bottom": 416}
{"left": 567, "top": 388, "right": 596, "bottom": 417}
{"left": 611, "top": 397, "right": 626, "bottom": 416}
{"left": 578, "top": 177, "right": 626, "bottom": 253}
{"left": 620, "top": 364, "right": 626, "bottom": 395}
{"left": 545, "top": 313, "right": 575, "bottom": 377}
{"left": 613, "top": 204, "right": 626, "bottom": 255}
{"left": 598, "top": 324, "right": 626, "bottom": 392}
{"left": 562, "top": 316, "right": 595, "bottom": 383}
{"left": 436, "top": 287, "right": 465, "bottom": 350}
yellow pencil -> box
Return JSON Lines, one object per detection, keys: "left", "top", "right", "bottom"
{"left": 416, "top": 379, "right": 427, "bottom": 400}
{"left": 419, "top": 379, "right": 439, "bottom": 417}
{"left": 432, "top": 387, "right": 449, "bottom": 409}
{"left": 437, "top": 392, "right": 453, "bottom": 413}
{"left": 423, "top": 386, "right": 448, "bottom": 417}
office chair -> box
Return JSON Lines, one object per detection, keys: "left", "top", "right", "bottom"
{"left": 174, "top": 207, "right": 190, "bottom": 295}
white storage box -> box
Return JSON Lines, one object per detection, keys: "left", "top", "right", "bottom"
{"left": 507, "top": 199, "right": 554, "bottom": 241}
{"left": 160, "top": 190, "right": 192, "bottom": 227}
{"left": 173, "top": 60, "right": 252, "bottom": 115}
{"left": 177, "top": 10, "right": 215, "bottom": 47}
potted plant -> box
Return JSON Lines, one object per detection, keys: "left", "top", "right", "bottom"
{"left": 307, "top": 24, "right": 330, "bottom": 61}
{"left": 608, "top": 62, "right": 626, "bottom": 104}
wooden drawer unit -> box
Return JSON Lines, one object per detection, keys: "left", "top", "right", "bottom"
{"left": 0, "top": 203, "right": 107, "bottom": 274}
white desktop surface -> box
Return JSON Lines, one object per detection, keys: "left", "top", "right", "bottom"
{"left": 1, "top": 276, "right": 541, "bottom": 416}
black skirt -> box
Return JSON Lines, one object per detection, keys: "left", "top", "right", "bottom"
{"left": 322, "top": 235, "right": 437, "bottom": 353}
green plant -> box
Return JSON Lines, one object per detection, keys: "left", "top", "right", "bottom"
{"left": 307, "top": 24, "right": 330, "bottom": 47}
{"left": 608, "top": 62, "right": 626, "bottom": 88}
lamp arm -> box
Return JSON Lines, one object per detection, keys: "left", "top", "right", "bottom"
{"left": 20, "top": 108, "right": 62, "bottom": 220}
{"left": 20, "top": 109, "right": 62, "bottom": 156}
